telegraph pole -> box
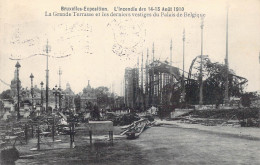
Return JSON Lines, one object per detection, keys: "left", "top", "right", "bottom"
{"left": 44, "top": 40, "right": 51, "bottom": 113}
{"left": 224, "top": 8, "right": 230, "bottom": 106}
{"left": 199, "top": 17, "right": 204, "bottom": 107}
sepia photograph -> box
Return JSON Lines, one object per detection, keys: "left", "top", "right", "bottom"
{"left": 0, "top": 0, "right": 259, "bottom": 164}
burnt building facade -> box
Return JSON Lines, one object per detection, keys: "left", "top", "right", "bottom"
{"left": 124, "top": 60, "right": 181, "bottom": 110}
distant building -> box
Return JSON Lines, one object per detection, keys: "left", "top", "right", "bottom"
{"left": 62, "top": 83, "right": 75, "bottom": 110}
{"left": 80, "top": 81, "right": 97, "bottom": 111}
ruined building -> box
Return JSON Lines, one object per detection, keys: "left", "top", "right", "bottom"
{"left": 124, "top": 60, "right": 181, "bottom": 110}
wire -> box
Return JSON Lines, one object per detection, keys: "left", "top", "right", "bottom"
{"left": 9, "top": 54, "right": 71, "bottom": 60}
{"left": 0, "top": 79, "right": 10, "bottom": 86}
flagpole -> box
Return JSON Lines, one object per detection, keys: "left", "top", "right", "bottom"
{"left": 259, "top": 52, "right": 260, "bottom": 127}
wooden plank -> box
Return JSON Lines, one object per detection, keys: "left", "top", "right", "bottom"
{"left": 19, "top": 153, "right": 45, "bottom": 159}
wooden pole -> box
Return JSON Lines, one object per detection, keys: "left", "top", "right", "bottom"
{"left": 69, "top": 122, "right": 75, "bottom": 148}
{"left": 52, "top": 117, "right": 55, "bottom": 142}
{"left": 72, "top": 123, "right": 75, "bottom": 144}
{"left": 31, "top": 124, "right": 34, "bottom": 138}
{"left": 37, "top": 125, "right": 40, "bottom": 150}
{"left": 70, "top": 124, "right": 72, "bottom": 148}
{"left": 111, "top": 131, "right": 113, "bottom": 146}
{"left": 89, "top": 131, "right": 92, "bottom": 145}
{"left": 25, "top": 124, "right": 28, "bottom": 144}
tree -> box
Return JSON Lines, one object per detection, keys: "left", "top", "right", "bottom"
{"left": 203, "top": 62, "right": 246, "bottom": 105}
{"left": 185, "top": 80, "right": 199, "bottom": 105}
{"left": 0, "top": 100, "right": 4, "bottom": 112}
{"left": 94, "top": 86, "right": 115, "bottom": 109}
{"left": 241, "top": 92, "right": 257, "bottom": 107}
{"left": 0, "top": 89, "right": 12, "bottom": 99}
{"left": 0, "top": 89, "right": 14, "bottom": 103}
{"left": 74, "top": 94, "right": 81, "bottom": 112}
{"left": 186, "top": 60, "right": 247, "bottom": 106}
{"left": 96, "top": 87, "right": 109, "bottom": 105}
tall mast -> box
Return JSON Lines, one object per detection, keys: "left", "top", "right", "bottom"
{"left": 224, "top": 7, "right": 229, "bottom": 106}
{"left": 141, "top": 53, "right": 144, "bottom": 110}
{"left": 170, "top": 39, "right": 173, "bottom": 66}
{"left": 182, "top": 29, "right": 186, "bottom": 102}
{"left": 58, "top": 67, "right": 62, "bottom": 89}
{"left": 183, "top": 29, "right": 185, "bottom": 79}
{"left": 199, "top": 17, "right": 204, "bottom": 106}
{"left": 152, "top": 43, "right": 155, "bottom": 105}
{"left": 152, "top": 42, "right": 155, "bottom": 62}
{"left": 146, "top": 48, "right": 149, "bottom": 66}
{"left": 141, "top": 53, "right": 144, "bottom": 92}
{"left": 137, "top": 56, "right": 139, "bottom": 88}
{"left": 146, "top": 48, "right": 149, "bottom": 95}
{"left": 136, "top": 56, "right": 139, "bottom": 108}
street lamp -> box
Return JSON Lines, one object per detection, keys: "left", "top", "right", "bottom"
{"left": 40, "top": 81, "right": 44, "bottom": 111}
{"left": 30, "top": 73, "right": 34, "bottom": 110}
{"left": 15, "top": 61, "right": 21, "bottom": 120}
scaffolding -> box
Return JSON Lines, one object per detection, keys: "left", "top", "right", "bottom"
{"left": 124, "top": 60, "right": 181, "bottom": 110}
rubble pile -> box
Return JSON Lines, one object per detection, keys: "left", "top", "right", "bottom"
{"left": 180, "top": 108, "right": 259, "bottom": 127}
{"left": 183, "top": 108, "right": 258, "bottom": 119}
{"left": 112, "top": 113, "right": 141, "bottom": 126}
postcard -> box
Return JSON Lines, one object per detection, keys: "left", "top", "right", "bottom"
{"left": 0, "top": 0, "right": 259, "bottom": 164}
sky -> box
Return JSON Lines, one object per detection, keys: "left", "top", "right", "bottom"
{"left": 0, "top": 0, "right": 260, "bottom": 95}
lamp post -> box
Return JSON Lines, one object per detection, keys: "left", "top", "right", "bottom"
{"left": 15, "top": 61, "right": 21, "bottom": 120}
{"left": 30, "top": 73, "right": 34, "bottom": 110}
{"left": 40, "top": 81, "right": 44, "bottom": 112}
